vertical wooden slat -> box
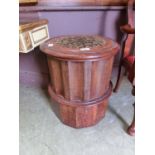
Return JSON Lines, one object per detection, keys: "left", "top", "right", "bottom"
{"left": 68, "top": 61, "right": 84, "bottom": 101}
{"left": 98, "top": 60, "right": 109, "bottom": 94}
{"left": 61, "top": 61, "right": 70, "bottom": 100}
{"left": 84, "top": 61, "right": 92, "bottom": 101}
{"left": 60, "top": 104, "right": 76, "bottom": 127}
{"left": 47, "top": 57, "right": 54, "bottom": 87}
{"left": 95, "top": 61, "right": 106, "bottom": 97}
{"left": 104, "top": 57, "right": 114, "bottom": 91}
{"left": 48, "top": 58, "right": 63, "bottom": 94}
{"left": 52, "top": 59, "right": 63, "bottom": 94}
{"left": 90, "top": 61, "right": 97, "bottom": 99}
{"left": 91, "top": 61, "right": 105, "bottom": 99}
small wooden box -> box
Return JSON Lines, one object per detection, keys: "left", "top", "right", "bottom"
{"left": 19, "top": 19, "right": 49, "bottom": 53}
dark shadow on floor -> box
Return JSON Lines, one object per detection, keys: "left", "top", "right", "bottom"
{"left": 42, "top": 88, "right": 61, "bottom": 120}
{"left": 32, "top": 47, "right": 50, "bottom": 88}
{"left": 108, "top": 104, "right": 129, "bottom": 132}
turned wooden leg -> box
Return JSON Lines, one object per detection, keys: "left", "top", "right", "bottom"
{"left": 113, "top": 65, "right": 124, "bottom": 92}
{"left": 127, "top": 103, "right": 135, "bottom": 136}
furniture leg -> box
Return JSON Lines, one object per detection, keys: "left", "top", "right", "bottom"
{"left": 127, "top": 103, "right": 135, "bottom": 136}
{"left": 113, "top": 65, "right": 124, "bottom": 92}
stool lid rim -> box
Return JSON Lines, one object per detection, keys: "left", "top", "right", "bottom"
{"left": 40, "top": 35, "right": 120, "bottom": 60}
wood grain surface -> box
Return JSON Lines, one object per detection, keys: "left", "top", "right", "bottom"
{"left": 41, "top": 35, "right": 119, "bottom": 128}
{"left": 19, "top": 0, "right": 38, "bottom": 4}
{"left": 19, "top": 0, "right": 128, "bottom": 11}
{"left": 19, "top": 19, "right": 48, "bottom": 33}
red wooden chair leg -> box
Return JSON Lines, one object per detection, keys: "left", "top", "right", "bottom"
{"left": 127, "top": 103, "right": 135, "bottom": 136}
{"left": 113, "top": 65, "right": 124, "bottom": 92}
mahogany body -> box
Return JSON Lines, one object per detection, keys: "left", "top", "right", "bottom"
{"left": 40, "top": 35, "right": 119, "bottom": 128}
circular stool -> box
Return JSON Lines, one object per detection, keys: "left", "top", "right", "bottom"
{"left": 40, "top": 35, "right": 120, "bottom": 128}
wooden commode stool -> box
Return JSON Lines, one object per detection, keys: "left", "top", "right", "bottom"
{"left": 40, "top": 35, "right": 119, "bottom": 128}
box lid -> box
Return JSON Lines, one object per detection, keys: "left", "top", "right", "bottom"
{"left": 19, "top": 19, "right": 48, "bottom": 33}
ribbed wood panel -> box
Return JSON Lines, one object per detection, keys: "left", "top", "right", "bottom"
{"left": 48, "top": 57, "right": 113, "bottom": 102}
{"left": 47, "top": 58, "right": 54, "bottom": 87}
{"left": 60, "top": 98, "right": 108, "bottom": 128}
{"left": 61, "top": 61, "right": 70, "bottom": 100}
{"left": 103, "top": 57, "right": 114, "bottom": 91}
{"left": 91, "top": 61, "right": 105, "bottom": 99}
{"left": 68, "top": 62, "right": 84, "bottom": 101}
{"left": 84, "top": 61, "right": 92, "bottom": 101}
{"left": 48, "top": 58, "right": 63, "bottom": 94}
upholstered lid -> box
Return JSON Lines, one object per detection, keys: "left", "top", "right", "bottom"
{"left": 40, "top": 35, "right": 120, "bottom": 60}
